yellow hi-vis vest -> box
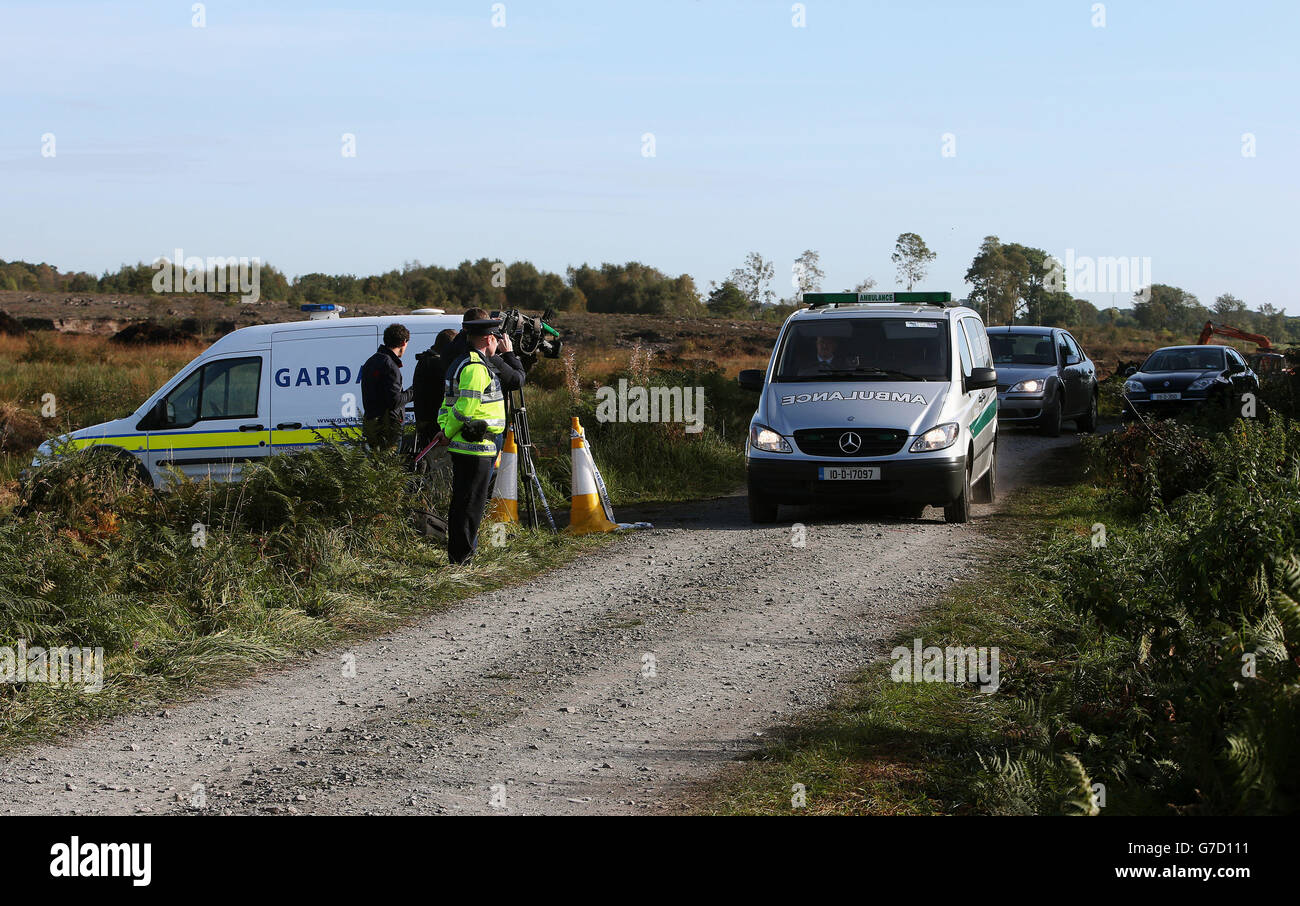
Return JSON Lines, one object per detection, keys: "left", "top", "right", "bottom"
{"left": 437, "top": 350, "right": 506, "bottom": 455}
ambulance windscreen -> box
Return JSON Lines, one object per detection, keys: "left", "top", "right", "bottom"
{"left": 774, "top": 318, "right": 949, "bottom": 382}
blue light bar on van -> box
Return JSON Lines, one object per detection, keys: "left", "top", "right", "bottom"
{"left": 300, "top": 304, "right": 337, "bottom": 312}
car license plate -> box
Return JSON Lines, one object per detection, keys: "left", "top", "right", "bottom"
{"left": 1151, "top": 392, "right": 1181, "bottom": 401}
{"left": 819, "top": 466, "right": 880, "bottom": 481}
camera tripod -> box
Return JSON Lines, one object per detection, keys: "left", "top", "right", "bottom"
{"left": 506, "top": 385, "right": 557, "bottom": 532}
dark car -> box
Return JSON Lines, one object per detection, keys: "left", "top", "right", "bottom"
{"left": 986, "top": 326, "right": 1098, "bottom": 436}
{"left": 1122, "top": 345, "right": 1258, "bottom": 419}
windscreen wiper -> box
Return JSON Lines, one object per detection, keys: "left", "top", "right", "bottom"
{"left": 819, "top": 367, "right": 925, "bottom": 381}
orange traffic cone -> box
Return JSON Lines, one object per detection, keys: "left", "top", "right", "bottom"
{"left": 486, "top": 428, "right": 519, "bottom": 525}
{"left": 566, "top": 417, "right": 621, "bottom": 534}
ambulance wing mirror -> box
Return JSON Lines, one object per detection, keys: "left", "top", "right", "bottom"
{"left": 737, "top": 369, "right": 765, "bottom": 392}
{"left": 965, "top": 367, "right": 997, "bottom": 392}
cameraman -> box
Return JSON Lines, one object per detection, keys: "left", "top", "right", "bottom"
{"left": 438, "top": 318, "right": 507, "bottom": 564}
{"left": 448, "top": 307, "right": 525, "bottom": 395}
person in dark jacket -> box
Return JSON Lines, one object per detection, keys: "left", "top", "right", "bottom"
{"left": 412, "top": 328, "right": 458, "bottom": 452}
{"left": 360, "top": 323, "right": 414, "bottom": 451}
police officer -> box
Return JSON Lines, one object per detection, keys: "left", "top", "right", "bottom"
{"left": 438, "top": 318, "right": 507, "bottom": 564}
{"left": 360, "top": 323, "right": 414, "bottom": 451}
{"left": 445, "top": 308, "right": 526, "bottom": 395}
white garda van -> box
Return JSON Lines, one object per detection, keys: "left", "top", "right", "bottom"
{"left": 738, "top": 292, "right": 998, "bottom": 524}
{"left": 33, "top": 305, "right": 460, "bottom": 486}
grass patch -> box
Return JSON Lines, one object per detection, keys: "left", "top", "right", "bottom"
{"left": 0, "top": 443, "right": 615, "bottom": 752}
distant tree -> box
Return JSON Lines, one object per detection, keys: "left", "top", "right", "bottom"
{"left": 965, "top": 236, "right": 1021, "bottom": 324}
{"left": 730, "top": 252, "right": 775, "bottom": 309}
{"left": 1072, "top": 297, "right": 1100, "bottom": 328}
{"left": 1257, "top": 303, "right": 1287, "bottom": 340}
{"left": 706, "top": 281, "right": 751, "bottom": 317}
{"left": 1027, "top": 291, "right": 1077, "bottom": 327}
{"left": 1135, "top": 284, "right": 1203, "bottom": 332}
{"left": 792, "top": 249, "right": 824, "bottom": 300}
{"left": 554, "top": 285, "right": 587, "bottom": 312}
{"left": 567, "top": 262, "right": 702, "bottom": 315}
{"left": 1212, "top": 293, "right": 1248, "bottom": 318}
{"left": 891, "top": 232, "right": 936, "bottom": 290}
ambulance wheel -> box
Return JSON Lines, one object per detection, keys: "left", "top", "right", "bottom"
{"left": 944, "top": 459, "right": 973, "bottom": 524}
{"left": 748, "top": 492, "right": 778, "bottom": 524}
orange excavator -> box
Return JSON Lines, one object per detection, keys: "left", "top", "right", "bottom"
{"left": 1196, "top": 321, "right": 1291, "bottom": 377}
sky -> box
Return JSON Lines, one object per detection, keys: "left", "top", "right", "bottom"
{"left": 2, "top": 0, "right": 1297, "bottom": 312}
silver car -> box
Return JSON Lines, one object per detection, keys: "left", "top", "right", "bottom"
{"left": 986, "top": 326, "right": 1098, "bottom": 436}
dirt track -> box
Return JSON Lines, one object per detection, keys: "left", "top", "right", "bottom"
{"left": 0, "top": 430, "right": 1077, "bottom": 815}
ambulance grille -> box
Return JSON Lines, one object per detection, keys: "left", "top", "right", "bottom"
{"left": 793, "top": 428, "right": 908, "bottom": 457}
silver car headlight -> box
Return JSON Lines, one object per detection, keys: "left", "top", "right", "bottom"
{"left": 909, "top": 423, "right": 959, "bottom": 453}
{"left": 1187, "top": 376, "right": 1218, "bottom": 391}
{"left": 749, "top": 423, "right": 792, "bottom": 454}
{"left": 1008, "top": 378, "right": 1047, "bottom": 394}
{"left": 1124, "top": 379, "right": 1145, "bottom": 394}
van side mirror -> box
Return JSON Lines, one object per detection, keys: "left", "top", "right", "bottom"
{"left": 136, "top": 399, "right": 165, "bottom": 431}
{"left": 738, "top": 369, "right": 765, "bottom": 392}
{"left": 1065, "top": 354, "right": 1081, "bottom": 366}
{"left": 965, "top": 367, "right": 997, "bottom": 392}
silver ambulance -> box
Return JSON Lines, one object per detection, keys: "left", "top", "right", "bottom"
{"left": 738, "top": 292, "right": 998, "bottom": 524}
{"left": 33, "top": 305, "right": 460, "bottom": 486}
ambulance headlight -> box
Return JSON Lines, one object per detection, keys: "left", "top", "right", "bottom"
{"left": 1008, "top": 378, "right": 1046, "bottom": 394}
{"left": 749, "top": 424, "right": 792, "bottom": 453}
{"left": 909, "top": 423, "right": 959, "bottom": 453}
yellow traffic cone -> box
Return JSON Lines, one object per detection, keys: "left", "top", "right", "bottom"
{"left": 566, "top": 417, "right": 620, "bottom": 534}
{"left": 486, "top": 428, "right": 519, "bottom": 525}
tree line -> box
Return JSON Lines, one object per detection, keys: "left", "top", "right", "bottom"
{"left": 3, "top": 236, "right": 1293, "bottom": 341}
{"left": 0, "top": 258, "right": 702, "bottom": 317}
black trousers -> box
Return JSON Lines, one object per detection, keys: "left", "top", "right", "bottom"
{"left": 447, "top": 452, "right": 494, "bottom": 564}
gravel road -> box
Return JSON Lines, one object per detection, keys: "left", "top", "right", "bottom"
{"left": 0, "top": 431, "right": 1078, "bottom": 815}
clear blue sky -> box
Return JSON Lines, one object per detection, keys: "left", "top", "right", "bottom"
{"left": 2, "top": 0, "right": 1296, "bottom": 311}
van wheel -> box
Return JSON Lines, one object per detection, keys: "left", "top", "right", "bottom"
{"left": 974, "top": 443, "right": 997, "bottom": 504}
{"left": 944, "top": 460, "right": 973, "bottom": 524}
{"left": 748, "top": 492, "right": 778, "bottom": 524}
{"left": 1076, "top": 391, "right": 1099, "bottom": 433}
{"left": 1040, "top": 392, "right": 1063, "bottom": 437}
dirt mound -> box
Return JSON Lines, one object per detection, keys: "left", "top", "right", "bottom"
{"left": 110, "top": 321, "right": 198, "bottom": 345}
{"left": 0, "top": 402, "right": 45, "bottom": 452}
{"left": 0, "top": 310, "right": 27, "bottom": 336}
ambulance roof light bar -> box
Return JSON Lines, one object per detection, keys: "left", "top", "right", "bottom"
{"left": 803, "top": 291, "right": 952, "bottom": 309}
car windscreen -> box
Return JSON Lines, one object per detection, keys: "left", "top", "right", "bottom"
{"left": 1142, "top": 347, "right": 1225, "bottom": 372}
{"left": 989, "top": 332, "right": 1056, "bottom": 366}
{"left": 773, "top": 318, "right": 949, "bottom": 382}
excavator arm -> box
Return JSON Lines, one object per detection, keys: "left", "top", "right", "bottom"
{"left": 1197, "top": 320, "right": 1274, "bottom": 351}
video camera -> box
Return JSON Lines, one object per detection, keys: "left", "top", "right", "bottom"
{"left": 493, "top": 308, "right": 562, "bottom": 365}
